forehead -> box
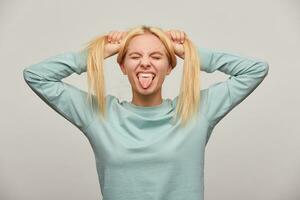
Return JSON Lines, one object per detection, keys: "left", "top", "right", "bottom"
{"left": 127, "top": 34, "right": 165, "bottom": 54}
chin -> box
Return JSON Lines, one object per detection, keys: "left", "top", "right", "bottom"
{"left": 135, "top": 85, "right": 162, "bottom": 97}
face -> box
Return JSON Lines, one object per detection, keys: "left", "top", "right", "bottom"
{"left": 120, "top": 33, "right": 173, "bottom": 97}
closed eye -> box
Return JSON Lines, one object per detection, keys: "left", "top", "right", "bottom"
{"left": 131, "top": 57, "right": 161, "bottom": 60}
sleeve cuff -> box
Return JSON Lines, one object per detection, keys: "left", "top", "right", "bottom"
{"left": 197, "top": 47, "right": 213, "bottom": 73}
{"left": 74, "top": 48, "right": 88, "bottom": 74}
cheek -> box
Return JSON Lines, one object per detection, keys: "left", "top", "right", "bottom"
{"left": 123, "top": 61, "right": 140, "bottom": 72}
{"left": 157, "top": 63, "right": 171, "bottom": 74}
{"left": 122, "top": 61, "right": 137, "bottom": 73}
{"left": 158, "top": 59, "right": 170, "bottom": 69}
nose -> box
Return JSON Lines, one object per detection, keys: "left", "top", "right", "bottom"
{"left": 139, "top": 57, "right": 151, "bottom": 68}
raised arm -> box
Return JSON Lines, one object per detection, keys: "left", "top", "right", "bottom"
{"left": 198, "top": 47, "right": 269, "bottom": 130}
{"left": 22, "top": 49, "right": 97, "bottom": 133}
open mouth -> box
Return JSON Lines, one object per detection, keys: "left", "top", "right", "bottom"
{"left": 136, "top": 72, "right": 156, "bottom": 80}
{"left": 136, "top": 72, "right": 156, "bottom": 89}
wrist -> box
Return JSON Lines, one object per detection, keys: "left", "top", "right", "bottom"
{"left": 178, "top": 53, "right": 185, "bottom": 59}
{"left": 104, "top": 51, "right": 115, "bottom": 59}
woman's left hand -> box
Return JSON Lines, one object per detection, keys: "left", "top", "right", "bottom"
{"left": 165, "top": 29, "right": 186, "bottom": 59}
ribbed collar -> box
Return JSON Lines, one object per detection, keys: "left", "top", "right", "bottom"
{"left": 122, "top": 98, "right": 173, "bottom": 117}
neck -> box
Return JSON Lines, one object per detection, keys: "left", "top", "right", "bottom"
{"left": 131, "top": 89, "right": 163, "bottom": 107}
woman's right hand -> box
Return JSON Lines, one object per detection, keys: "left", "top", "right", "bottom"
{"left": 104, "top": 31, "right": 127, "bottom": 58}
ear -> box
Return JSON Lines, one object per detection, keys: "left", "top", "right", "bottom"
{"left": 120, "top": 63, "right": 127, "bottom": 75}
{"left": 166, "top": 64, "right": 173, "bottom": 75}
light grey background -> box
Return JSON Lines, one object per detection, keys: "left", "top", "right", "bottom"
{"left": 1, "top": 0, "right": 299, "bottom": 199}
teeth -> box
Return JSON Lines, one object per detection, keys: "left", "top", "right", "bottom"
{"left": 137, "top": 73, "right": 155, "bottom": 78}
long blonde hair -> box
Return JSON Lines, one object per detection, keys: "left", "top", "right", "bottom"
{"left": 81, "top": 25, "right": 202, "bottom": 128}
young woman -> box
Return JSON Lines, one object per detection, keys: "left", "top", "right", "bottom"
{"left": 23, "top": 25, "right": 269, "bottom": 200}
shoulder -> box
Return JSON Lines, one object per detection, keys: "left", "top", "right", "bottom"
{"left": 105, "top": 94, "right": 123, "bottom": 109}
{"left": 171, "top": 89, "right": 208, "bottom": 107}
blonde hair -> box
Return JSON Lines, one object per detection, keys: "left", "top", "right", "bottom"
{"left": 81, "top": 25, "right": 202, "bottom": 128}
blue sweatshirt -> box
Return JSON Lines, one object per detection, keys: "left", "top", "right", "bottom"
{"left": 23, "top": 46, "right": 269, "bottom": 200}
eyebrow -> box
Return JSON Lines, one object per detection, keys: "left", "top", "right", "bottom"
{"left": 128, "top": 51, "right": 164, "bottom": 56}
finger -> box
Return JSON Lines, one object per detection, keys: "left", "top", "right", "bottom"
{"left": 111, "top": 32, "right": 119, "bottom": 43}
{"left": 106, "top": 35, "right": 110, "bottom": 43}
{"left": 175, "top": 31, "right": 180, "bottom": 43}
{"left": 107, "top": 31, "right": 114, "bottom": 42}
{"left": 106, "top": 33, "right": 111, "bottom": 42}
{"left": 180, "top": 31, "right": 185, "bottom": 43}
{"left": 170, "top": 31, "right": 176, "bottom": 42}
{"left": 116, "top": 32, "right": 123, "bottom": 43}
{"left": 165, "top": 30, "right": 171, "bottom": 39}
{"left": 111, "top": 32, "right": 117, "bottom": 43}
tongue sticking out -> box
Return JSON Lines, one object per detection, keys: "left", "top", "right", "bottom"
{"left": 138, "top": 76, "right": 154, "bottom": 89}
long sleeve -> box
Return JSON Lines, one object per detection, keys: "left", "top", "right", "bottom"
{"left": 197, "top": 47, "right": 269, "bottom": 130}
{"left": 23, "top": 49, "right": 97, "bottom": 133}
